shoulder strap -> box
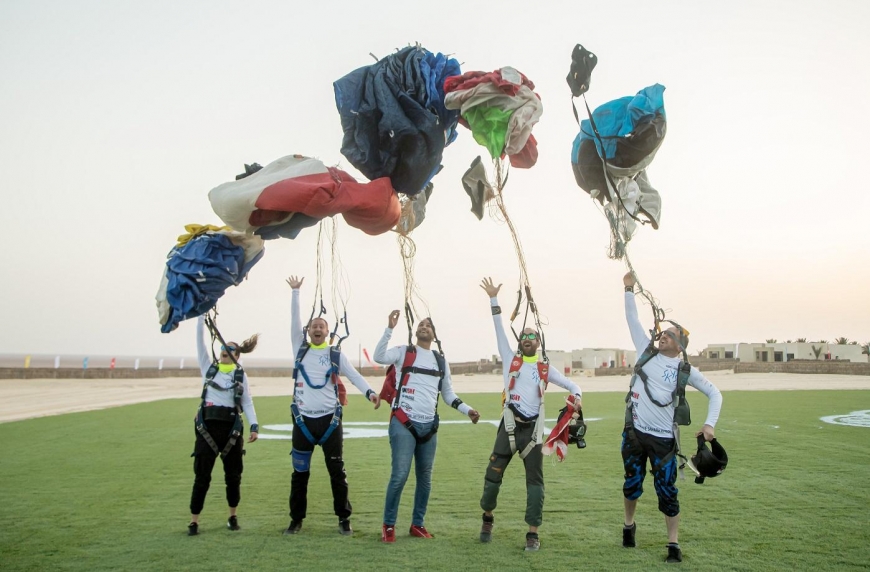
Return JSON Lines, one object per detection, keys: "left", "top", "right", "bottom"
{"left": 329, "top": 346, "right": 342, "bottom": 382}
{"left": 634, "top": 342, "right": 658, "bottom": 374}
{"left": 433, "top": 351, "right": 446, "bottom": 392}
{"left": 292, "top": 344, "right": 311, "bottom": 381}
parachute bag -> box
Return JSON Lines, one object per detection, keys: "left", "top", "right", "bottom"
{"left": 379, "top": 364, "right": 398, "bottom": 405}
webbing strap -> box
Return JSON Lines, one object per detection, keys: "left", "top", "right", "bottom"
{"left": 392, "top": 408, "right": 438, "bottom": 444}
{"left": 195, "top": 407, "right": 242, "bottom": 458}
{"left": 291, "top": 403, "right": 342, "bottom": 446}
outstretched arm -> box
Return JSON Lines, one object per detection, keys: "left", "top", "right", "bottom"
{"left": 339, "top": 352, "right": 380, "bottom": 408}
{"left": 623, "top": 273, "right": 651, "bottom": 354}
{"left": 196, "top": 316, "right": 211, "bottom": 376}
{"left": 287, "top": 276, "right": 304, "bottom": 353}
{"left": 481, "top": 278, "right": 514, "bottom": 363}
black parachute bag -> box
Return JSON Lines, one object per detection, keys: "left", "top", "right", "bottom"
{"left": 690, "top": 435, "right": 728, "bottom": 484}
{"left": 566, "top": 44, "right": 598, "bottom": 97}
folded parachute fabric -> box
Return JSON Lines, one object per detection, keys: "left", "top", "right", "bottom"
{"left": 176, "top": 223, "right": 230, "bottom": 248}
{"left": 461, "top": 156, "right": 494, "bottom": 220}
{"left": 334, "top": 46, "right": 461, "bottom": 195}
{"left": 208, "top": 155, "right": 401, "bottom": 238}
{"left": 444, "top": 67, "right": 542, "bottom": 168}
{"left": 571, "top": 84, "right": 666, "bottom": 229}
{"left": 156, "top": 229, "right": 264, "bottom": 333}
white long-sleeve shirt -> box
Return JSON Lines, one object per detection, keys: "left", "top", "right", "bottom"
{"left": 373, "top": 327, "right": 472, "bottom": 423}
{"left": 625, "top": 292, "right": 722, "bottom": 437}
{"left": 490, "top": 297, "right": 582, "bottom": 419}
{"left": 196, "top": 317, "right": 258, "bottom": 427}
{"left": 290, "top": 289, "right": 373, "bottom": 417}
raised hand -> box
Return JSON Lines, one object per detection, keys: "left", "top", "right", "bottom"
{"left": 623, "top": 272, "right": 636, "bottom": 288}
{"left": 286, "top": 276, "right": 304, "bottom": 289}
{"left": 388, "top": 310, "right": 400, "bottom": 329}
{"left": 480, "top": 277, "right": 502, "bottom": 298}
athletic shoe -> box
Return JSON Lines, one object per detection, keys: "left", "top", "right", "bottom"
{"left": 283, "top": 520, "right": 302, "bottom": 535}
{"left": 227, "top": 516, "right": 240, "bottom": 531}
{"left": 187, "top": 522, "right": 198, "bottom": 536}
{"left": 623, "top": 522, "right": 636, "bottom": 547}
{"left": 409, "top": 525, "right": 433, "bottom": 538}
{"left": 339, "top": 519, "right": 353, "bottom": 536}
{"left": 381, "top": 524, "right": 396, "bottom": 543}
{"left": 480, "top": 514, "right": 494, "bottom": 543}
{"left": 666, "top": 543, "right": 683, "bottom": 563}
{"left": 524, "top": 532, "right": 540, "bottom": 551}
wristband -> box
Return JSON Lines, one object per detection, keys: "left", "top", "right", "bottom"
{"left": 450, "top": 398, "right": 464, "bottom": 410}
{"left": 366, "top": 389, "right": 375, "bottom": 400}
{"left": 491, "top": 305, "right": 502, "bottom": 315}
{"left": 250, "top": 424, "right": 259, "bottom": 433}
{"left": 624, "top": 286, "right": 634, "bottom": 292}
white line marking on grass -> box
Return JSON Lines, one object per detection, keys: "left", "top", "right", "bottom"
{"left": 820, "top": 410, "right": 870, "bottom": 427}
{"left": 258, "top": 418, "right": 602, "bottom": 440}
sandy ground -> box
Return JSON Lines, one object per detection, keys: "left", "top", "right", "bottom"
{"left": 2, "top": 370, "right": 869, "bottom": 424}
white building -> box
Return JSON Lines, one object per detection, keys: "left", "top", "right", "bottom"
{"left": 702, "top": 342, "right": 867, "bottom": 363}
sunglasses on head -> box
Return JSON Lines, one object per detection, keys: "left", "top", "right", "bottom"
{"left": 221, "top": 345, "right": 239, "bottom": 353}
{"left": 520, "top": 332, "right": 538, "bottom": 341}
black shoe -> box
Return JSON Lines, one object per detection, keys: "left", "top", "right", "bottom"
{"left": 524, "top": 532, "right": 540, "bottom": 551}
{"left": 622, "top": 522, "right": 636, "bottom": 548}
{"left": 338, "top": 519, "right": 353, "bottom": 536}
{"left": 480, "top": 513, "right": 494, "bottom": 543}
{"left": 187, "top": 522, "right": 198, "bottom": 536}
{"left": 227, "top": 516, "right": 240, "bottom": 531}
{"left": 666, "top": 543, "right": 683, "bottom": 563}
{"left": 283, "top": 520, "right": 302, "bottom": 535}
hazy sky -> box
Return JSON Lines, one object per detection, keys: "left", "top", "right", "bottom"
{"left": 1, "top": 0, "right": 867, "bottom": 362}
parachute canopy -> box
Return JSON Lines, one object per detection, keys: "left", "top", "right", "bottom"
{"left": 444, "top": 67, "right": 542, "bottom": 168}
{"left": 208, "top": 154, "right": 401, "bottom": 239}
{"left": 156, "top": 227, "right": 264, "bottom": 333}
{"left": 334, "top": 46, "right": 461, "bottom": 196}
{"left": 571, "top": 84, "right": 666, "bottom": 229}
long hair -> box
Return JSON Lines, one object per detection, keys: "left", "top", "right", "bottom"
{"left": 229, "top": 334, "right": 260, "bottom": 354}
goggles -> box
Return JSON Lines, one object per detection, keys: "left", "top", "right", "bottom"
{"left": 221, "top": 345, "right": 239, "bottom": 353}
{"left": 520, "top": 332, "right": 538, "bottom": 341}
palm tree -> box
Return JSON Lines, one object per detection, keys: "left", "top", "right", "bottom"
{"left": 862, "top": 343, "right": 869, "bottom": 356}
{"left": 765, "top": 338, "right": 777, "bottom": 344}
{"left": 849, "top": 341, "right": 858, "bottom": 345}
{"left": 818, "top": 339, "right": 828, "bottom": 344}
{"left": 785, "top": 340, "right": 793, "bottom": 343}
{"left": 835, "top": 337, "right": 849, "bottom": 345}
{"left": 796, "top": 338, "right": 807, "bottom": 343}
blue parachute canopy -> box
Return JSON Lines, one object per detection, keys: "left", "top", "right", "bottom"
{"left": 334, "top": 46, "right": 461, "bottom": 195}
{"left": 160, "top": 234, "right": 263, "bottom": 333}
{"left": 577, "top": 84, "right": 666, "bottom": 160}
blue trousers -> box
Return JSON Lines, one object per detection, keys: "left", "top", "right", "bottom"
{"left": 383, "top": 416, "right": 438, "bottom": 527}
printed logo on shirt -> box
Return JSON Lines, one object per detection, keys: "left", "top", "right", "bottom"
{"left": 296, "top": 382, "right": 304, "bottom": 388}
{"left": 205, "top": 402, "right": 214, "bottom": 406}
{"left": 402, "top": 387, "right": 416, "bottom": 395}
{"left": 632, "top": 392, "right": 640, "bottom": 400}
{"left": 511, "top": 394, "right": 521, "bottom": 402}
{"left": 318, "top": 355, "right": 330, "bottom": 366}
{"left": 662, "top": 367, "right": 678, "bottom": 385}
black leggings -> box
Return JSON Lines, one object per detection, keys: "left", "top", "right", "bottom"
{"left": 289, "top": 414, "right": 351, "bottom": 521}
{"left": 189, "top": 419, "right": 244, "bottom": 515}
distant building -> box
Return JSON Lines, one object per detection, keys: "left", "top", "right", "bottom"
{"left": 701, "top": 342, "right": 867, "bottom": 363}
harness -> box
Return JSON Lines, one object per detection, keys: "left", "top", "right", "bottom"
{"left": 624, "top": 340, "right": 692, "bottom": 475}
{"left": 291, "top": 344, "right": 346, "bottom": 446}
{"left": 195, "top": 363, "right": 245, "bottom": 457}
{"left": 502, "top": 353, "right": 550, "bottom": 459}
{"left": 388, "top": 345, "right": 451, "bottom": 444}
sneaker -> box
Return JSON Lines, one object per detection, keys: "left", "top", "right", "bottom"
{"left": 187, "top": 522, "right": 198, "bottom": 536}
{"left": 623, "top": 522, "right": 636, "bottom": 548}
{"left": 339, "top": 519, "right": 353, "bottom": 536}
{"left": 227, "top": 516, "right": 240, "bottom": 531}
{"left": 480, "top": 514, "right": 494, "bottom": 543}
{"left": 409, "top": 525, "right": 433, "bottom": 538}
{"left": 283, "top": 520, "right": 302, "bottom": 535}
{"left": 666, "top": 543, "right": 683, "bottom": 563}
{"left": 524, "top": 532, "right": 540, "bottom": 551}
{"left": 381, "top": 524, "right": 396, "bottom": 543}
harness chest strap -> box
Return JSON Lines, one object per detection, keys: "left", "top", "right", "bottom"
{"left": 196, "top": 364, "right": 245, "bottom": 457}
{"left": 503, "top": 356, "right": 549, "bottom": 459}
{"left": 291, "top": 345, "right": 347, "bottom": 446}
{"left": 390, "top": 346, "right": 447, "bottom": 444}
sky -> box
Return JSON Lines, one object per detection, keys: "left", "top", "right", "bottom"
{"left": 0, "top": 0, "right": 868, "bottom": 363}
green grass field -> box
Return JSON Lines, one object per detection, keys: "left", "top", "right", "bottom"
{"left": 1, "top": 389, "right": 869, "bottom": 571}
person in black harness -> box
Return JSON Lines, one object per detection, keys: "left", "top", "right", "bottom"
{"left": 188, "top": 316, "right": 260, "bottom": 536}
{"left": 621, "top": 273, "right": 723, "bottom": 563}
{"left": 374, "top": 310, "right": 480, "bottom": 542}
{"left": 284, "top": 276, "right": 380, "bottom": 537}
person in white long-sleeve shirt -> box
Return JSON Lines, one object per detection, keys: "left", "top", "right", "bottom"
{"left": 478, "top": 277, "right": 583, "bottom": 552}
{"left": 621, "top": 272, "right": 723, "bottom": 563}
{"left": 374, "top": 309, "right": 480, "bottom": 543}
{"left": 284, "top": 276, "right": 380, "bottom": 538}
{"left": 187, "top": 316, "right": 260, "bottom": 536}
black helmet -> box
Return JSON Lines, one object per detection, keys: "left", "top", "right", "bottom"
{"left": 690, "top": 435, "right": 728, "bottom": 484}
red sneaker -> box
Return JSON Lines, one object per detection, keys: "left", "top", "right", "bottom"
{"left": 381, "top": 524, "right": 396, "bottom": 543}
{"left": 409, "top": 525, "right": 434, "bottom": 538}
